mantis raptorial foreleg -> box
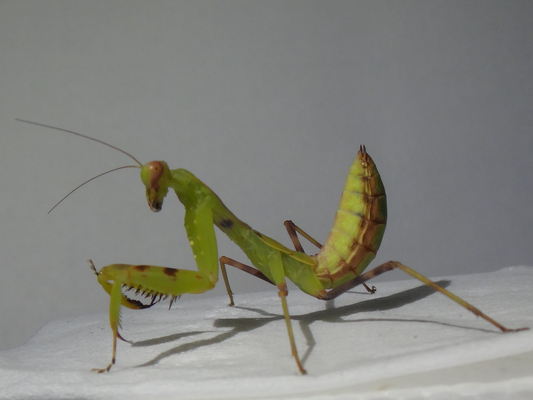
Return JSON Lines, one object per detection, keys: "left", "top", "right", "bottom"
{"left": 90, "top": 259, "right": 219, "bottom": 373}
{"left": 183, "top": 199, "right": 219, "bottom": 286}
{"left": 90, "top": 198, "right": 223, "bottom": 372}
{"left": 89, "top": 261, "right": 135, "bottom": 373}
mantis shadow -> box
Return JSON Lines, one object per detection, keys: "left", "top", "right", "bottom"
{"left": 217, "top": 279, "right": 500, "bottom": 366}
{"left": 131, "top": 279, "right": 498, "bottom": 369}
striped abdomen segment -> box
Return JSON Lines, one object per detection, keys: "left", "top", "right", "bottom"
{"left": 316, "top": 146, "right": 387, "bottom": 289}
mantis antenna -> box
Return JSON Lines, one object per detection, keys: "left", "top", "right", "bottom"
{"left": 16, "top": 119, "right": 143, "bottom": 213}
{"left": 46, "top": 165, "right": 140, "bottom": 214}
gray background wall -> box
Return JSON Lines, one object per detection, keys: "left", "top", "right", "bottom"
{"left": 0, "top": 1, "right": 532, "bottom": 351}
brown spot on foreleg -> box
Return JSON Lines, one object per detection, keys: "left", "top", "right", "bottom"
{"left": 163, "top": 267, "right": 179, "bottom": 277}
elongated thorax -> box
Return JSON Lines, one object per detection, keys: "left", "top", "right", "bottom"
{"left": 316, "top": 146, "right": 387, "bottom": 289}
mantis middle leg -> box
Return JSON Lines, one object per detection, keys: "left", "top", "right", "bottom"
{"left": 219, "top": 253, "right": 307, "bottom": 374}
{"left": 219, "top": 256, "right": 275, "bottom": 306}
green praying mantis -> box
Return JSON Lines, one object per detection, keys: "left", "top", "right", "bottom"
{"left": 17, "top": 119, "right": 529, "bottom": 375}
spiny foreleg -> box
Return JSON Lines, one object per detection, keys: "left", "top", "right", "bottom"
{"left": 90, "top": 260, "right": 216, "bottom": 372}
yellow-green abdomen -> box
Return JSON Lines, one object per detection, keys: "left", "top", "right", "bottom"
{"left": 316, "top": 146, "right": 387, "bottom": 289}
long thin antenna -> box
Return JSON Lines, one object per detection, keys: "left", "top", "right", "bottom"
{"left": 47, "top": 165, "right": 140, "bottom": 214}
{"left": 16, "top": 118, "right": 145, "bottom": 213}
{"left": 16, "top": 119, "right": 143, "bottom": 166}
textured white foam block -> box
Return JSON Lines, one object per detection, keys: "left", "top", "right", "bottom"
{"left": 1, "top": 266, "right": 532, "bottom": 399}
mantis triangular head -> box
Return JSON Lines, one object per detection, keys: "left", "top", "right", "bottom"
{"left": 140, "top": 160, "right": 172, "bottom": 212}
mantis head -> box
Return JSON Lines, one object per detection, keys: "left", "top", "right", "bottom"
{"left": 140, "top": 161, "right": 172, "bottom": 212}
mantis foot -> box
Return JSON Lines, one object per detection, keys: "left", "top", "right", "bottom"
{"left": 363, "top": 283, "right": 377, "bottom": 294}
{"left": 91, "top": 362, "right": 113, "bottom": 373}
{"left": 501, "top": 326, "right": 529, "bottom": 333}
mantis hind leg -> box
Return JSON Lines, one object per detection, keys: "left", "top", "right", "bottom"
{"left": 283, "top": 220, "right": 377, "bottom": 294}
{"left": 284, "top": 220, "right": 322, "bottom": 253}
{"left": 323, "top": 260, "right": 529, "bottom": 333}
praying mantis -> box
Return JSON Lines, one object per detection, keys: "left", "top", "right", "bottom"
{"left": 17, "top": 119, "right": 529, "bottom": 375}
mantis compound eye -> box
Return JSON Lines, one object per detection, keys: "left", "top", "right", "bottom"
{"left": 144, "top": 161, "right": 164, "bottom": 190}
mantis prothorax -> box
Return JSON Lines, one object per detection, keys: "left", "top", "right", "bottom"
{"left": 17, "top": 119, "right": 529, "bottom": 375}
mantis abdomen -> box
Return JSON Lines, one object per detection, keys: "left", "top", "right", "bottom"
{"left": 316, "top": 146, "right": 387, "bottom": 289}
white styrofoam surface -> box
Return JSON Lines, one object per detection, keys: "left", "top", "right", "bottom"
{"left": 1, "top": 266, "right": 532, "bottom": 400}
